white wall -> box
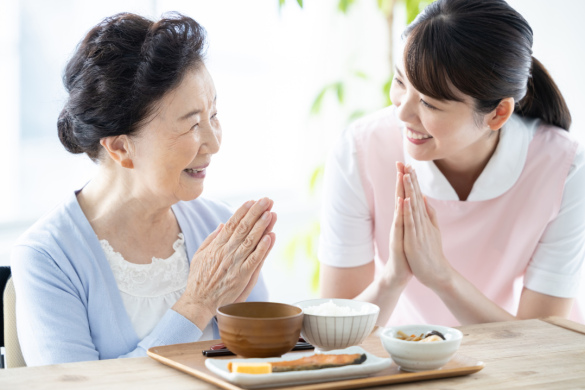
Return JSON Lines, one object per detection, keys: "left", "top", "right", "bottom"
{"left": 1, "top": 0, "right": 584, "bottom": 309}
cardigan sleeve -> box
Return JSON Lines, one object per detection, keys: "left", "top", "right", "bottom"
{"left": 11, "top": 244, "right": 203, "bottom": 366}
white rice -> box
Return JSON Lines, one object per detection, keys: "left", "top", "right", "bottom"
{"left": 303, "top": 300, "right": 369, "bottom": 316}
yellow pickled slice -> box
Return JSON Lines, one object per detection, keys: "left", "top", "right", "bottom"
{"left": 229, "top": 362, "right": 273, "bottom": 374}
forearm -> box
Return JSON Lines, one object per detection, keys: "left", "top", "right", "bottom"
{"left": 354, "top": 275, "right": 409, "bottom": 326}
{"left": 433, "top": 269, "right": 515, "bottom": 325}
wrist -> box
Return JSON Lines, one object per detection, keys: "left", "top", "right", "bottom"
{"left": 428, "top": 261, "right": 457, "bottom": 294}
{"left": 173, "top": 297, "right": 216, "bottom": 330}
{"left": 379, "top": 271, "right": 411, "bottom": 292}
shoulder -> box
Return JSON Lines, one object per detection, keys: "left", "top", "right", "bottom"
{"left": 13, "top": 193, "right": 85, "bottom": 258}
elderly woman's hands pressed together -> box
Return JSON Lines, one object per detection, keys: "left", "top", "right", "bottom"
{"left": 175, "top": 199, "right": 277, "bottom": 329}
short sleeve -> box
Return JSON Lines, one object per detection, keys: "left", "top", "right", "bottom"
{"left": 318, "top": 129, "right": 375, "bottom": 268}
{"left": 524, "top": 144, "right": 585, "bottom": 298}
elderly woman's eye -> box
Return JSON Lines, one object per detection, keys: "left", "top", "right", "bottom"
{"left": 211, "top": 112, "right": 218, "bottom": 120}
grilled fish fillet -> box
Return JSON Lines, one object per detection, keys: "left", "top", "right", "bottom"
{"left": 270, "top": 353, "right": 367, "bottom": 372}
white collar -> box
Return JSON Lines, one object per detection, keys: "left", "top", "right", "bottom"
{"left": 402, "top": 114, "right": 539, "bottom": 201}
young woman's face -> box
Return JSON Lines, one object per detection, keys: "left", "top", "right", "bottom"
{"left": 389, "top": 63, "right": 494, "bottom": 163}
{"left": 130, "top": 65, "right": 221, "bottom": 204}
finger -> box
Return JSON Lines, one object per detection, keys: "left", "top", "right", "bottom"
{"left": 263, "top": 212, "right": 277, "bottom": 236}
{"left": 231, "top": 209, "right": 273, "bottom": 260}
{"left": 196, "top": 223, "right": 224, "bottom": 253}
{"left": 424, "top": 195, "right": 439, "bottom": 227}
{"left": 391, "top": 197, "right": 404, "bottom": 252}
{"left": 244, "top": 234, "right": 272, "bottom": 270}
{"left": 403, "top": 197, "right": 417, "bottom": 243}
{"left": 233, "top": 197, "right": 272, "bottom": 240}
{"left": 395, "top": 170, "right": 405, "bottom": 202}
{"left": 396, "top": 161, "right": 406, "bottom": 175}
{"left": 235, "top": 250, "right": 268, "bottom": 303}
{"left": 403, "top": 173, "right": 421, "bottom": 226}
{"left": 214, "top": 200, "right": 255, "bottom": 246}
{"left": 410, "top": 168, "right": 426, "bottom": 217}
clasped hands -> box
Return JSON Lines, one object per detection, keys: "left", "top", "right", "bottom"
{"left": 174, "top": 198, "right": 276, "bottom": 327}
{"left": 387, "top": 162, "right": 453, "bottom": 291}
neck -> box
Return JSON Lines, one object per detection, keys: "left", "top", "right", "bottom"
{"left": 434, "top": 130, "right": 500, "bottom": 201}
{"left": 77, "top": 164, "right": 175, "bottom": 237}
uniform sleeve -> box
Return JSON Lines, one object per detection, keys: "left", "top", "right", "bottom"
{"left": 524, "top": 144, "right": 585, "bottom": 298}
{"left": 11, "top": 245, "right": 204, "bottom": 366}
{"left": 318, "top": 129, "right": 375, "bottom": 268}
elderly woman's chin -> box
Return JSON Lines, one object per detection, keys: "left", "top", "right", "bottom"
{"left": 177, "top": 173, "right": 206, "bottom": 201}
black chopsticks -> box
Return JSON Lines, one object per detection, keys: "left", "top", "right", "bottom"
{"left": 202, "top": 339, "right": 314, "bottom": 357}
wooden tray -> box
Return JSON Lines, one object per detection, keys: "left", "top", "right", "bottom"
{"left": 147, "top": 333, "right": 484, "bottom": 390}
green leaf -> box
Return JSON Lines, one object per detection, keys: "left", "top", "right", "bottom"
{"left": 338, "top": 0, "right": 356, "bottom": 13}
{"left": 353, "top": 70, "right": 369, "bottom": 80}
{"left": 335, "top": 82, "right": 345, "bottom": 104}
{"left": 279, "top": 0, "right": 286, "bottom": 10}
{"left": 311, "top": 255, "right": 321, "bottom": 293}
{"left": 348, "top": 110, "right": 366, "bottom": 122}
{"left": 283, "top": 235, "right": 299, "bottom": 268}
{"left": 296, "top": 0, "right": 303, "bottom": 7}
{"left": 383, "top": 75, "right": 393, "bottom": 107}
{"left": 310, "top": 86, "right": 329, "bottom": 115}
{"left": 309, "top": 164, "right": 325, "bottom": 195}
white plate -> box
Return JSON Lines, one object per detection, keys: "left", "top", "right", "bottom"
{"left": 204, "top": 346, "right": 391, "bottom": 389}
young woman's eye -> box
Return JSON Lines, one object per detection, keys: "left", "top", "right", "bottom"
{"left": 420, "top": 99, "right": 438, "bottom": 110}
{"left": 394, "top": 77, "right": 405, "bottom": 87}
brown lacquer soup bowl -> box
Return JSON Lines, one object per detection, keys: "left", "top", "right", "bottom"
{"left": 216, "top": 302, "right": 304, "bottom": 358}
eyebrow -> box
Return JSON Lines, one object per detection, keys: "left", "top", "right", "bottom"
{"left": 178, "top": 95, "right": 217, "bottom": 121}
{"left": 395, "top": 66, "right": 404, "bottom": 77}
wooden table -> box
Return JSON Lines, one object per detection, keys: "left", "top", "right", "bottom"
{"left": 1, "top": 317, "right": 584, "bottom": 389}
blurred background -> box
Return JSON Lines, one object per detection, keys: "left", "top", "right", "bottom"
{"left": 1, "top": 0, "right": 584, "bottom": 309}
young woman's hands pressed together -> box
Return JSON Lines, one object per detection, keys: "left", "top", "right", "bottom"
{"left": 394, "top": 163, "right": 574, "bottom": 324}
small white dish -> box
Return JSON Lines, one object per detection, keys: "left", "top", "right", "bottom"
{"left": 295, "top": 299, "right": 379, "bottom": 351}
{"left": 379, "top": 324, "right": 462, "bottom": 372}
{"left": 204, "top": 346, "right": 391, "bottom": 389}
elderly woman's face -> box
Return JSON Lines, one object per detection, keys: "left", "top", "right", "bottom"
{"left": 131, "top": 65, "right": 221, "bottom": 204}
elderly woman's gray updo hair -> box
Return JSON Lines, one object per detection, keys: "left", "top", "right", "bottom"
{"left": 57, "top": 12, "right": 207, "bottom": 161}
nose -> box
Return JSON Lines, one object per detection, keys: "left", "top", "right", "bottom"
{"left": 199, "top": 122, "right": 221, "bottom": 155}
{"left": 395, "top": 88, "right": 419, "bottom": 124}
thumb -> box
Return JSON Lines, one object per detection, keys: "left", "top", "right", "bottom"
{"left": 196, "top": 223, "right": 223, "bottom": 253}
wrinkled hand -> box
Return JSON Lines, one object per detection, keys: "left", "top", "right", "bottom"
{"left": 175, "top": 198, "right": 277, "bottom": 325}
{"left": 402, "top": 166, "right": 452, "bottom": 289}
{"left": 383, "top": 162, "right": 413, "bottom": 286}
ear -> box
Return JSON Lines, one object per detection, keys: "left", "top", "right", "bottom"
{"left": 100, "top": 135, "right": 134, "bottom": 169}
{"left": 486, "top": 97, "right": 515, "bottom": 131}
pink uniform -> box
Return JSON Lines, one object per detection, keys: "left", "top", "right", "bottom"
{"left": 320, "top": 106, "right": 584, "bottom": 326}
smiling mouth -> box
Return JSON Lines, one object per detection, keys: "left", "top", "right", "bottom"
{"left": 184, "top": 168, "right": 205, "bottom": 173}
{"left": 407, "top": 129, "right": 433, "bottom": 140}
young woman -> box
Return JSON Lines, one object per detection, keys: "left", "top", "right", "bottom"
{"left": 12, "top": 13, "right": 277, "bottom": 365}
{"left": 319, "top": 0, "right": 585, "bottom": 326}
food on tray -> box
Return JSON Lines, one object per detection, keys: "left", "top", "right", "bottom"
{"left": 227, "top": 353, "right": 367, "bottom": 374}
{"left": 396, "top": 330, "right": 446, "bottom": 342}
{"left": 302, "top": 300, "right": 370, "bottom": 316}
{"left": 229, "top": 362, "right": 273, "bottom": 374}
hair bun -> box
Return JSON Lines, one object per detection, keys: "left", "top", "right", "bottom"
{"left": 57, "top": 108, "right": 84, "bottom": 154}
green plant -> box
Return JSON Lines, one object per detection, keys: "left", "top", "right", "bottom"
{"left": 281, "top": 0, "right": 435, "bottom": 295}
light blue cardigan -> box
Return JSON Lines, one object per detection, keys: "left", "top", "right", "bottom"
{"left": 11, "top": 192, "right": 268, "bottom": 366}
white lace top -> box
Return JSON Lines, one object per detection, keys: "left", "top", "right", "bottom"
{"left": 101, "top": 233, "right": 214, "bottom": 340}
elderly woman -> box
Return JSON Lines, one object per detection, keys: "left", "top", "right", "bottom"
{"left": 11, "top": 12, "right": 276, "bottom": 366}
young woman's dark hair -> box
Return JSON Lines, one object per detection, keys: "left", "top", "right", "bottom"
{"left": 57, "top": 12, "right": 207, "bottom": 160}
{"left": 403, "top": 0, "right": 571, "bottom": 130}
